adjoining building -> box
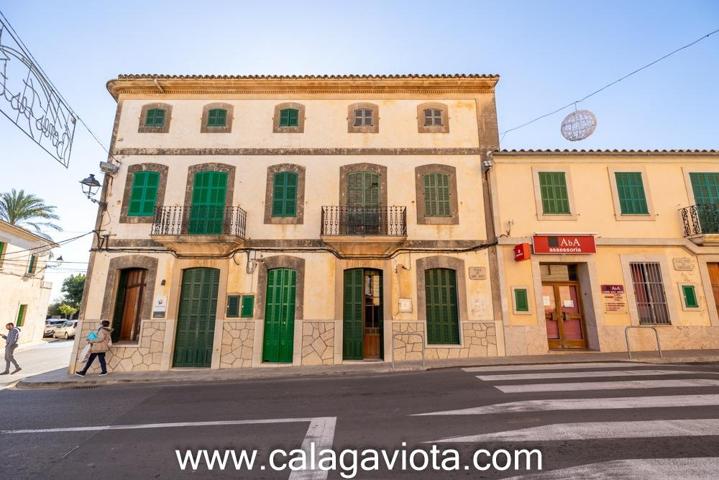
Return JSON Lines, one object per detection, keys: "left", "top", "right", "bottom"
{"left": 0, "top": 220, "right": 55, "bottom": 344}
{"left": 491, "top": 149, "right": 719, "bottom": 354}
{"left": 70, "top": 74, "right": 502, "bottom": 372}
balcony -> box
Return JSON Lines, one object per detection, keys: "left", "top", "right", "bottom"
{"left": 680, "top": 204, "right": 719, "bottom": 245}
{"left": 320, "top": 206, "right": 407, "bottom": 256}
{"left": 151, "top": 205, "right": 247, "bottom": 256}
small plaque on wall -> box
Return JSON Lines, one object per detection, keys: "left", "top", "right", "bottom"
{"left": 152, "top": 296, "right": 167, "bottom": 319}
{"left": 398, "top": 298, "right": 413, "bottom": 313}
{"left": 673, "top": 257, "right": 694, "bottom": 271}
{"left": 468, "top": 266, "right": 487, "bottom": 280}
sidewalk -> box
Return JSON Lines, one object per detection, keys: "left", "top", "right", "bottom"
{"left": 1, "top": 340, "right": 73, "bottom": 390}
{"left": 15, "top": 348, "right": 719, "bottom": 390}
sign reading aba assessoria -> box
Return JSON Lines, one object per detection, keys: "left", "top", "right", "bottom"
{"left": 532, "top": 234, "right": 596, "bottom": 254}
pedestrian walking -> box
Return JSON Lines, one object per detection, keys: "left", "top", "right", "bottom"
{"left": 1, "top": 322, "right": 21, "bottom": 375}
{"left": 75, "top": 320, "right": 112, "bottom": 377}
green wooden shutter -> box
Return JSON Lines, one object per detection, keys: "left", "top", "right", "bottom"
{"left": 342, "top": 269, "right": 364, "bottom": 360}
{"left": 423, "top": 173, "right": 450, "bottom": 216}
{"left": 173, "top": 268, "right": 219, "bottom": 367}
{"left": 425, "top": 268, "right": 460, "bottom": 344}
{"left": 27, "top": 255, "right": 37, "bottom": 274}
{"left": 207, "top": 108, "right": 227, "bottom": 127}
{"left": 279, "top": 108, "right": 299, "bottom": 127}
{"left": 240, "top": 295, "right": 254, "bottom": 318}
{"left": 128, "top": 171, "right": 160, "bottom": 217}
{"left": 682, "top": 285, "right": 699, "bottom": 308}
{"left": 0, "top": 241, "right": 5, "bottom": 267}
{"left": 16, "top": 304, "right": 27, "bottom": 327}
{"left": 226, "top": 295, "right": 241, "bottom": 317}
{"left": 690, "top": 173, "right": 719, "bottom": 234}
{"left": 262, "top": 268, "right": 296, "bottom": 362}
{"left": 189, "top": 171, "right": 228, "bottom": 234}
{"left": 615, "top": 172, "right": 648, "bottom": 214}
{"left": 539, "top": 171, "right": 570, "bottom": 214}
{"left": 514, "top": 288, "right": 529, "bottom": 312}
{"left": 145, "top": 108, "right": 165, "bottom": 127}
{"left": 272, "top": 172, "right": 298, "bottom": 217}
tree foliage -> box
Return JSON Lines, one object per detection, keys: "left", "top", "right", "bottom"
{"left": 0, "top": 189, "right": 61, "bottom": 237}
{"left": 61, "top": 274, "right": 86, "bottom": 308}
{"left": 58, "top": 304, "right": 78, "bottom": 318}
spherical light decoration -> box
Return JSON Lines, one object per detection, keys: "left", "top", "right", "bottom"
{"left": 560, "top": 109, "right": 597, "bottom": 141}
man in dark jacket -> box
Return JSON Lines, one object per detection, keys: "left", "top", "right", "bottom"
{"left": 1, "top": 322, "right": 21, "bottom": 375}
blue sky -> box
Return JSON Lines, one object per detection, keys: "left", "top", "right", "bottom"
{"left": 1, "top": 0, "right": 718, "bottom": 299}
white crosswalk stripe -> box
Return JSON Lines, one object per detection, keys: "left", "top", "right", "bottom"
{"left": 463, "top": 362, "right": 643, "bottom": 373}
{"left": 476, "top": 369, "right": 715, "bottom": 381}
{"left": 495, "top": 378, "right": 719, "bottom": 393}
{"left": 415, "top": 393, "right": 719, "bottom": 416}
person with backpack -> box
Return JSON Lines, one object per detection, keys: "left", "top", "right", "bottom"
{"left": 75, "top": 320, "right": 112, "bottom": 377}
{"left": 1, "top": 322, "right": 21, "bottom": 375}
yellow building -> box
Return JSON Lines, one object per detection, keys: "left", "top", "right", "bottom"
{"left": 70, "top": 74, "right": 502, "bottom": 372}
{"left": 491, "top": 149, "right": 719, "bottom": 355}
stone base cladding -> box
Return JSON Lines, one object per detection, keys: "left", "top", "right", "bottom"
{"left": 392, "top": 321, "right": 498, "bottom": 361}
{"left": 220, "top": 321, "right": 255, "bottom": 368}
{"left": 302, "top": 321, "right": 335, "bottom": 365}
{"left": 74, "top": 320, "right": 166, "bottom": 372}
{"left": 598, "top": 325, "right": 719, "bottom": 353}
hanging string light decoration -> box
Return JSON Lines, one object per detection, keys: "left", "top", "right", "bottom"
{"left": 560, "top": 107, "right": 597, "bottom": 141}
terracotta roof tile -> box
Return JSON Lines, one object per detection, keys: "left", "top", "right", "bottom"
{"left": 497, "top": 149, "right": 718, "bottom": 155}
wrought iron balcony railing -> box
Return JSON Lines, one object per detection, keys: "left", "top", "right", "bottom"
{"left": 321, "top": 206, "right": 407, "bottom": 236}
{"left": 680, "top": 204, "right": 719, "bottom": 237}
{"left": 151, "top": 205, "right": 247, "bottom": 238}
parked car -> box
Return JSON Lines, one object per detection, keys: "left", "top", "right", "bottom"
{"left": 44, "top": 319, "right": 66, "bottom": 338}
{"left": 53, "top": 320, "right": 78, "bottom": 339}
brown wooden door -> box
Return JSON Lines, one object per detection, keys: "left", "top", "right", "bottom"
{"left": 708, "top": 263, "right": 719, "bottom": 318}
{"left": 543, "top": 282, "right": 587, "bottom": 349}
{"left": 112, "top": 269, "right": 146, "bottom": 343}
{"left": 363, "top": 270, "right": 382, "bottom": 359}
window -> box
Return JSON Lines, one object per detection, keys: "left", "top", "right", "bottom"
{"left": 279, "top": 108, "right": 299, "bottom": 127}
{"left": 353, "top": 108, "right": 373, "bottom": 127}
{"left": 138, "top": 103, "right": 172, "bottom": 133}
{"left": 272, "top": 171, "right": 298, "bottom": 217}
{"left": 423, "top": 173, "right": 451, "bottom": 217}
{"left": 630, "top": 262, "right": 670, "bottom": 325}
{"left": 690, "top": 172, "right": 719, "bottom": 205}
{"left": 538, "top": 171, "right": 571, "bottom": 215}
{"left": 513, "top": 287, "right": 530, "bottom": 313}
{"left": 111, "top": 268, "right": 146, "bottom": 342}
{"left": 681, "top": 284, "right": 699, "bottom": 309}
{"left": 347, "top": 103, "right": 379, "bottom": 133}
{"left": 207, "top": 109, "right": 227, "bottom": 127}
{"left": 424, "top": 109, "right": 443, "bottom": 126}
{"left": 0, "top": 241, "right": 5, "bottom": 268}
{"left": 16, "top": 304, "right": 27, "bottom": 327}
{"left": 227, "top": 294, "right": 255, "bottom": 318}
{"left": 615, "top": 172, "right": 649, "bottom": 215}
{"left": 27, "top": 254, "right": 37, "bottom": 275}
{"left": 417, "top": 103, "right": 449, "bottom": 133}
{"left": 425, "top": 268, "right": 460, "bottom": 345}
{"left": 128, "top": 171, "right": 160, "bottom": 217}
{"left": 201, "top": 103, "right": 233, "bottom": 133}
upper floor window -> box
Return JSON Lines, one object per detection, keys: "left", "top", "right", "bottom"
{"left": 264, "top": 164, "right": 306, "bottom": 224}
{"left": 27, "top": 254, "right": 37, "bottom": 275}
{"left": 128, "top": 171, "right": 160, "bottom": 217}
{"left": 272, "top": 171, "right": 298, "bottom": 217}
{"left": 415, "top": 164, "right": 459, "bottom": 224}
{"left": 538, "top": 171, "right": 571, "bottom": 215}
{"left": 201, "top": 103, "right": 234, "bottom": 133}
{"left": 423, "top": 173, "right": 451, "bottom": 217}
{"left": 347, "top": 103, "right": 379, "bottom": 133}
{"left": 0, "top": 241, "right": 5, "bottom": 269}
{"left": 138, "top": 103, "right": 172, "bottom": 133}
{"left": 273, "top": 103, "right": 305, "bottom": 133}
{"left": 417, "top": 103, "right": 449, "bottom": 133}
{"left": 615, "top": 172, "right": 649, "bottom": 215}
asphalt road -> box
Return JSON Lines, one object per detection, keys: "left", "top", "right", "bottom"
{"left": 2, "top": 361, "right": 719, "bottom": 479}
{"left": 0, "top": 339, "right": 73, "bottom": 389}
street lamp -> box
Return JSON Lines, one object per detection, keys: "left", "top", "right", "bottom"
{"left": 79, "top": 174, "right": 102, "bottom": 204}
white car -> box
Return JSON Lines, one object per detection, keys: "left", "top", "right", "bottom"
{"left": 53, "top": 320, "right": 78, "bottom": 339}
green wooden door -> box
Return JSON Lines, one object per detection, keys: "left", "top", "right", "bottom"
{"left": 189, "top": 171, "right": 228, "bottom": 234}
{"left": 690, "top": 173, "right": 719, "bottom": 233}
{"left": 347, "top": 171, "right": 380, "bottom": 234}
{"left": 262, "top": 268, "right": 296, "bottom": 363}
{"left": 173, "top": 268, "right": 219, "bottom": 367}
{"left": 425, "top": 268, "right": 460, "bottom": 345}
{"left": 343, "top": 269, "right": 364, "bottom": 360}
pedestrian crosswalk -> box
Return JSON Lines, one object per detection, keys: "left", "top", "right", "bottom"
{"left": 419, "top": 361, "right": 719, "bottom": 478}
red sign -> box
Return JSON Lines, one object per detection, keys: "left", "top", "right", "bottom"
{"left": 513, "top": 243, "right": 531, "bottom": 261}
{"left": 533, "top": 235, "right": 596, "bottom": 254}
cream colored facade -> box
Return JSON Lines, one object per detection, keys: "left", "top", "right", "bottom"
{"left": 0, "top": 221, "right": 54, "bottom": 345}
{"left": 491, "top": 150, "right": 719, "bottom": 355}
{"left": 71, "top": 75, "right": 502, "bottom": 372}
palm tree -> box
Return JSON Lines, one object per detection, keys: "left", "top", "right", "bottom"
{"left": 0, "top": 189, "right": 62, "bottom": 237}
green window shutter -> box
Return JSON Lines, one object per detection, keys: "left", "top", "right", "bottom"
{"left": 682, "top": 285, "right": 699, "bottom": 308}
{"left": 145, "top": 108, "right": 165, "bottom": 127}
{"left": 279, "top": 108, "right": 299, "bottom": 127}
{"left": 425, "top": 268, "right": 460, "bottom": 345}
{"left": 538, "top": 172, "right": 571, "bottom": 214}
{"left": 16, "top": 304, "right": 27, "bottom": 326}
{"left": 690, "top": 173, "right": 719, "bottom": 205}
{"left": 240, "top": 295, "right": 254, "bottom": 318}
{"left": 207, "top": 108, "right": 227, "bottom": 127}
{"left": 0, "top": 241, "right": 5, "bottom": 267}
{"left": 227, "top": 295, "right": 240, "bottom": 317}
{"left": 128, "top": 171, "right": 160, "bottom": 217}
{"left": 27, "top": 255, "right": 37, "bottom": 274}
{"left": 615, "top": 172, "right": 648, "bottom": 214}
{"left": 272, "top": 172, "right": 298, "bottom": 217}
{"left": 514, "top": 288, "right": 529, "bottom": 312}
{"left": 423, "top": 173, "right": 451, "bottom": 217}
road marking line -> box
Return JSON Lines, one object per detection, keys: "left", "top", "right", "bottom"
{"left": 431, "top": 418, "right": 719, "bottom": 443}
{"left": 1, "top": 417, "right": 317, "bottom": 435}
{"left": 463, "top": 362, "right": 645, "bottom": 373}
{"left": 415, "top": 393, "right": 719, "bottom": 416}
{"left": 496, "top": 378, "right": 719, "bottom": 393}
{"left": 476, "top": 369, "right": 712, "bottom": 381}
{"left": 290, "top": 417, "right": 337, "bottom": 480}
{"left": 503, "top": 457, "right": 719, "bottom": 480}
